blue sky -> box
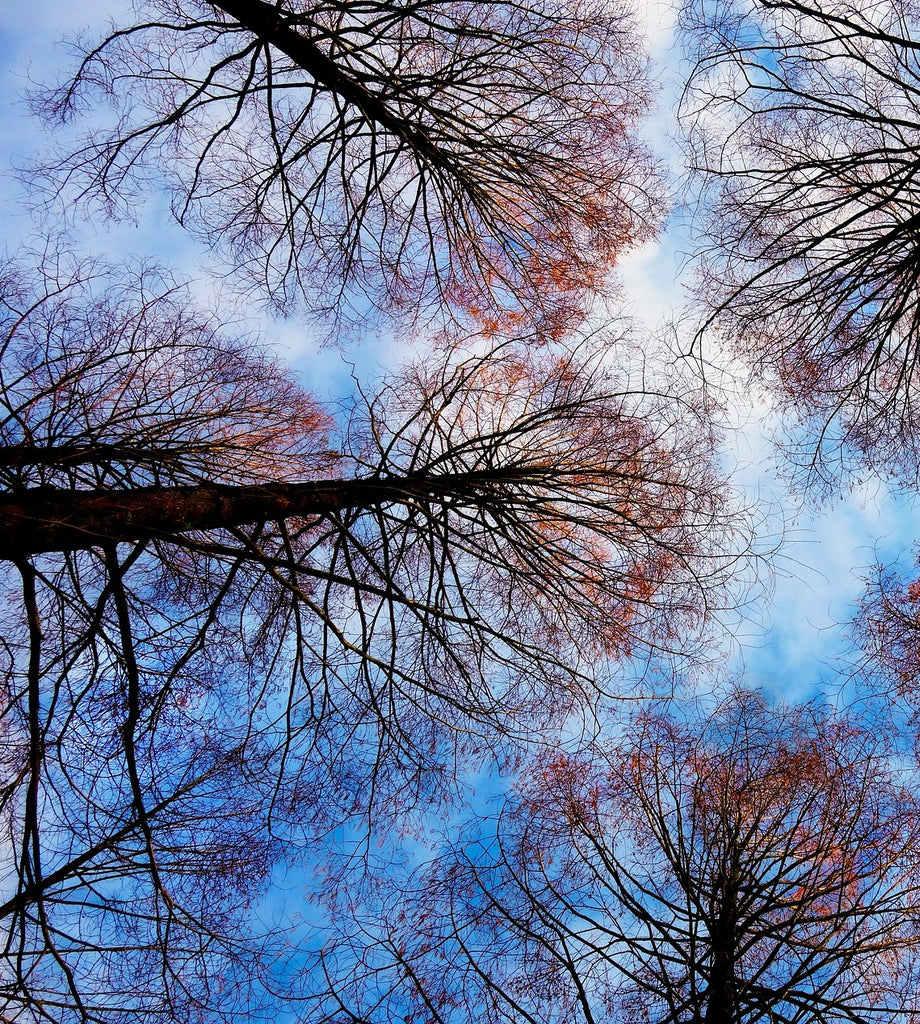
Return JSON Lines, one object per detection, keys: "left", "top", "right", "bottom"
{"left": 5, "top": 5, "right": 920, "bottom": 1019}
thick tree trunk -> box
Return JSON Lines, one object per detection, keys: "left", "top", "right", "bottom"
{"left": 0, "top": 469, "right": 537, "bottom": 559}
{"left": 705, "top": 872, "right": 739, "bottom": 1024}
{"left": 705, "top": 943, "right": 736, "bottom": 1024}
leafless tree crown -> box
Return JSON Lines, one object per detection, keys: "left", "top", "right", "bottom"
{"left": 683, "top": 0, "right": 920, "bottom": 485}
{"left": 0, "top": 249, "right": 753, "bottom": 1020}
{"left": 312, "top": 691, "right": 920, "bottom": 1024}
{"left": 37, "top": 0, "right": 662, "bottom": 329}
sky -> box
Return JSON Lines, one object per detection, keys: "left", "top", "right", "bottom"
{"left": 1, "top": 2, "right": 917, "bottom": 704}
{"left": 4, "top": 4, "right": 920, "bottom": 1020}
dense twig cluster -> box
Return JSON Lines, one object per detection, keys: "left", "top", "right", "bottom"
{"left": 683, "top": 0, "right": 920, "bottom": 483}
{"left": 12, "top": 0, "right": 920, "bottom": 1020}
{"left": 0, "top": 249, "right": 747, "bottom": 1019}
{"left": 308, "top": 692, "right": 920, "bottom": 1023}
{"left": 37, "top": 0, "right": 661, "bottom": 330}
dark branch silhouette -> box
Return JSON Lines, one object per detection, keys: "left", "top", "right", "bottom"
{"left": 37, "top": 0, "right": 662, "bottom": 329}
{"left": 683, "top": 0, "right": 920, "bottom": 487}
{"left": 313, "top": 690, "right": 920, "bottom": 1023}
{"left": 0, "top": 251, "right": 750, "bottom": 1020}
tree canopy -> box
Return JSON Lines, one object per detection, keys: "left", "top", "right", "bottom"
{"left": 312, "top": 692, "right": 920, "bottom": 1024}
{"left": 36, "top": 0, "right": 662, "bottom": 331}
{"left": 682, "top": 0, "right": 920, "bottom": 485}
{"left": 0, "top": 246, "right": 750, "bottom": 1019}
{"left": 7, "top": 0, "right": 920, "bottom": 1022}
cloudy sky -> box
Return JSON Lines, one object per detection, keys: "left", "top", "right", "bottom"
{"left": 1, "top": 0, "right": 915, "bottom": 707}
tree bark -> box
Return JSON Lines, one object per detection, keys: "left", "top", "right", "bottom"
{"left": 0, "top": 469, "right": 538, "bottom": 558}
{"left": 705, "top": 873, "right": 738, "bottom": 1024}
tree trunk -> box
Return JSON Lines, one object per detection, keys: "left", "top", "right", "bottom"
{"left": 705, "top": 865, "right": 738, "bottom": 1024}
{"left": 210, "top": 0, "right": 450, "bottom": 171}
{"left": 0, "top": 468, "right": 543, "bottom": 558}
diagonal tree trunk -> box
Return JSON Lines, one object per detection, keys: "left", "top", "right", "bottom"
{"left": 0, "top": 467, "right": 550, "bottom": 558}
{"left": 210, "top": 0, "right": 459, "bottom": 177}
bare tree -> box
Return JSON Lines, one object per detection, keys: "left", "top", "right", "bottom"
{"left": 0, "top": 248, "right": 750, "bottom": 1021}
{"left": 682, "top": 0, "right": 920, "bottom": 486}
{"left": 854, "top": 557, "right": 920, "bottom": 705}
{"left": 318, "top": 690, "right": 920, "bottom": 1024}
{"left": 36, "top": 0, "right": 662, "bottom": 329}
